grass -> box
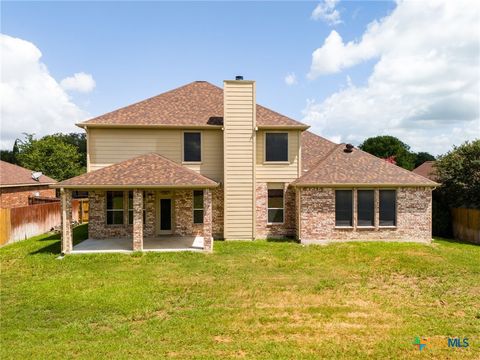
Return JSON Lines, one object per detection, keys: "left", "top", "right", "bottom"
{"left": 1, "top": 225, "right": 479, "bottom": 359}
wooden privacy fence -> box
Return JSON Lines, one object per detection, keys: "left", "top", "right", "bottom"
{"left": 451, "top": 208, "right": 480, "bottom": 244}
{"left": 0, "top": 200, "right": 87, "bottom": 246}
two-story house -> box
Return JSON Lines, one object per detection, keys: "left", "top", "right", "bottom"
{"left": 54, "top": 78, "right": 437, "bottom": 254}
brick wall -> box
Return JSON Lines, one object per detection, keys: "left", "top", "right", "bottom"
{"left": 0, "top": 186, "right": 56, "bottom": 208}
{"left": 88, "top": 189, "right": 214, "bottom": 239}
{"left": 255, "top": 183, "right": 296, "bottom": 239}
{"left": 172, "top": 190, "right": 204, "bottom": 236}
{"left": 212, "top": 186, "right": 224, "bottom": 239}
{"left": 298, "top": 187, "right": 432, "bottom": 244}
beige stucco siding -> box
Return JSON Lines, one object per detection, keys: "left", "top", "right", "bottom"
{"left": 223, "top": 80, "right": 256, "bottom": 240}
{"left": 88, "top": 128, "right": 223, "bottom": 182}
{"left": 255, "top": 130, "right": 300, "bottom": 182}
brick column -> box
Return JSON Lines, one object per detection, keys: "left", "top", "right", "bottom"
{"left": 133, "top": 189, "right": 143, "bottom": 251}
{"left": 203, "top": 188, "right": 213, "bottom": 252}
{"left": 61, "top": 188, "right": 73, "bottom": 254}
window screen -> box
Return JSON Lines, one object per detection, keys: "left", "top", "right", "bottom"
{"left": 268, "top": 189, "right": 284, "bottom": 223}
{"left": 265, "top": 133, "right": 288, "bottom": 162}
{"left": 357, "top": 190, "right": 374, "bottom": 227}
{"left": 193, "top": 190, "right": 204, "bottom": 224}
{"left": 184, "top": 132, "right": 201, "bottom": 162}
{"left": 335, "top": 190, "right": 353, "bottom": 226}
{"left": 106, "top": 191, "right": 124, "bottom": 225}
{"left": 379, "top": 190, "right": 396, "bottom": 226}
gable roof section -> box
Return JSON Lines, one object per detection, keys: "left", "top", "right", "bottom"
{"left": 0, "top": 160, "right": 56, "bottom": 187}
{"left": 78, "top": 81, "right": 308, "bottom": 129}
{"left": 54, "top": 153, "right": 218, "bottom": 189}
{"left": 293, "top": 145, "right": 439, "bottom": 187}
{"left": 412, "top": 161, "right": 438, "bottom": 181}
{"left": 301, "top": 131, "right": 337, "bottom": 174}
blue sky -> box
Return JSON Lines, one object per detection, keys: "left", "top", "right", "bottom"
{"left": 1, "top": 1, "right": 478, "bottom": 155}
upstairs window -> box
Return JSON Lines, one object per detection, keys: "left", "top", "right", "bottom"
{"left": 193, "top": 190, "right": 204, "bottom": 224}
{"left": 106, "top": 191, "right": 124, "bottom": 225}
{"left": 357, "top": 190, "right": 374, "bottom": 227}
{"left": 267, "top": 187, "right": 284, "bottom": 223}
{"left": 335, "top": 190, "right": 353, "bottom": 227}
{"left": 379, "top": 190, "right": 397, "bottom": 226}
{"left": 265, "top": 133, "right": 288, "bottom": 162}
{"left": 184, "top": 132, "right": 201, "bottom": 162}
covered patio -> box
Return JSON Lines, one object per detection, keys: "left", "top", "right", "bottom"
{"left": 72, "top": 236, "right": 205, "bottom": 253}
{"left": 52, "top": 153, "right": 218, "bottom": 254}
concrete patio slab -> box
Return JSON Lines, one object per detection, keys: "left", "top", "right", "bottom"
{"left": 71, "top": 236, "right": 204, "bottom": 254}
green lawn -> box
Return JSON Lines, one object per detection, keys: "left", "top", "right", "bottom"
{"left": 1, "top": 225, "right": 479, "bottom": 359}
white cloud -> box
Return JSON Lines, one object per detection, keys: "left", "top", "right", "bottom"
{"left": 60, "top": 72, "right": 95, "bottom": 93}
{"left": 311, "top": 0, "right": 342, "bottom": 26}
{"left": 0, "top": 34, "right": 90, "bottom": 149}
{"left": 307, "top": 30, "right": 377, "bottom": 79}
{"left": 304, "top": 0, "right": 480, "bottom": 155}
{"left": 284, "top": 72, "right": 297, "bottom": 86}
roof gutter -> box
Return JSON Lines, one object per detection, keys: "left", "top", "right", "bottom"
{"left": 51, "top": 183, "right": 219, "bottom": 190}
{"left": 291, "top": 182, "right": 439, "bottom": 188}
{"left": 1, "top": 183, "right": 57, "bottom": 188}
{"left": 256, "top": 125, "right": 310, "bottom": 130}
{"left": 76, "top": 123, "right": 309, "bottom": 130}
{"left": 76, "top": 123, "right": 224, "bottom": 130}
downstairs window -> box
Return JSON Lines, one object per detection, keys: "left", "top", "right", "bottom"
{"left": 335, "top": 190, "right": 353, "bottom": 227}
{"left": 193, "top": 190, "right": 204, "bottom": 224}
{"left": 357, "top": 190, "right": 374, "bottom": 227}
{"left": 106, "top": 191, "right": 124, "bottom": 225}
{"left": 379, "top": 190, "right": 396, "bottom": 226}
{"left": 267, "top": 188, "right": 284, "bottom": 223}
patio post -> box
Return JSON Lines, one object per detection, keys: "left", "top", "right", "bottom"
{"left": 133, "top": 189, "right": 143, "bottom": 251}
{"left": 203, "top": 188, "right": 213, "bottom": 252}
{"left": 61, "top": 188, "right": 73, "bottom": 254}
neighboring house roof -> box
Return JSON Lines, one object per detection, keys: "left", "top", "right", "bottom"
{"left": 53, "top": 153, "right": 218, "bottom": 189}
{"left": 78, "top": 81, "right": 308, "bottom": 129}
{"left": 293, "top": 144, "right": 439, "bottom": 187}
{"left": 412, "top": 161, "right": 438, "bottom": 181}
{"left": 301, "top": 131, "right": 337, "bottom": 174}
{"left": 0, "top": 161, "right": 56, "bottom": 188}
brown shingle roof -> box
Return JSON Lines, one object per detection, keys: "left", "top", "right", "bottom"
{"left": 412, "top": 161, "right": 438, "bottom": 181}
{"left": 293, "top": 144, "right": 439, "bottom": 187}
{"left": 0, "top": 161, "right": 56, "bottom": 187}
{"left": 54, "top": 153, "right": 218, "bottom": 189}
{"left": 78, "top": 81, "right": 308, "bottom": 128}
{"left": 301, "top": 131, "right": 337, "bottom": 173}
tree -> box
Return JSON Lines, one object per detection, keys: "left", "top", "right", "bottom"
{"left": 435, "top": 140, "right": 480, "bottom": 209}
{"left": 16, "top": 134, "right": 84, "bottom": 181}
{"left": 0, "top": 139, "right": 20, "bottom": 164}
{"left": 414, "top": 152, "right": 436, "bottom": 168}
{"left": 0, "top": 150, "right": 15, "bottom": 164}
{"left": 359, "top": 136, "right": 416, "bottom": 170}
{"left": 44, "top": 133, "right": 87, "bottom": 168}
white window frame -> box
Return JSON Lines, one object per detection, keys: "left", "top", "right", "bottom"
{"left": 267, "top": 184, "right": 285, "bottom": 225}
{"left": 106, "top": 191, "right": 125, "bottom": 226}
{"left": 193, "top": 190, "right": 204, "bottom": 224}
{"left": 182, "top": 131, "right": 203, "bottom": 164}
{"left": 356, "top": 188, "right": 375, "bottom": 228}
{"left": 379, "top": 188, "right": 397, "bottom": 228}
{"left": 264, "top": 132, "right": 289, "bottom": 164}
{"left": 334, "top": 189, "right": 354, "bottom": 228}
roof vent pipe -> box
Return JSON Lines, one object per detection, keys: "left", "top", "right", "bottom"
{"left": 344, "top": 144, "right": 354, "bottom": 153}
{"left": 235, "top": 75, "right": 244, "bottom": 80}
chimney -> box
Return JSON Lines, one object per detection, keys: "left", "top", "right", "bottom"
{"left": 223, "top": 77, "right": 256, "bottom": 240}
